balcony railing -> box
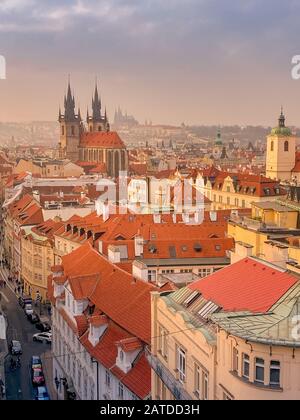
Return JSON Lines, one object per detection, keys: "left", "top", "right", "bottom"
{"left": 146, "top": 348, "right": 193, "bottom": 401}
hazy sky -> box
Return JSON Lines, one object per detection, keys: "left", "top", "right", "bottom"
{"left": 0, "top": 0, "right": 300, "bottom": 126}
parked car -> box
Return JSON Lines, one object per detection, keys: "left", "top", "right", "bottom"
{"left": 24, "top": 304, "right": 34, "bottom": 316}
{"left": 27, "top": 313, "right": 40, "bottom": 324}
{"left": 35, "top": 386, "right": 50, "bottom": 401}
{"left": 33, "top": 332, "right": 52, "bottom": 344}
{"left": 9, "top": 340, "right": 22, "bottom": 355}
{"left": 32, "top": 368, "right": 45, "bottom": 386}
{"left": 35, "top": 322, "right": 51, "bottom": 332}
{"left": 19, "top": 296, "right": 32, "bottom": 308}
{"left": 31, "top": 355, "right": 42, "bottom": 370}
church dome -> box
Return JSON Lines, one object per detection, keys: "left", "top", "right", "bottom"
{"left": 271, "top": 109, "right": 292, "bottom": 136}
{"left": 271, "top": 126, "right": 292, "bottom": 136}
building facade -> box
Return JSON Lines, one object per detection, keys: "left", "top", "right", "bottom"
{"left": 150, "top": 258, "right": 300, "bottom": 400}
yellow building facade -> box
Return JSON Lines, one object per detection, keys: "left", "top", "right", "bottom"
{"left": 21, "top": 221, "right": 62, "bottom": 301}
{"left": 150, "top": 261, "right": 300, "bottom": 400}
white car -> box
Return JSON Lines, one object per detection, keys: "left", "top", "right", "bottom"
{"left": 33, "top": 332, "right": 52, "bottom": 344}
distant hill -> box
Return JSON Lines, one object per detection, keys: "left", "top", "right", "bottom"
{"left": 0, "top": 121, "right": 58, "bottom": 147}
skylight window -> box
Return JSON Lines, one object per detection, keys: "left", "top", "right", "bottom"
{"left": 183, "top": 291, "right": 201, "bottom": 307}
{"left": 198, "top": 301, "right": 220, "bottom": 319}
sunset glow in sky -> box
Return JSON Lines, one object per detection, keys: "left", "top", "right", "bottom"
{"left": 0, "top": 0, "right": 300, "bottom": 126}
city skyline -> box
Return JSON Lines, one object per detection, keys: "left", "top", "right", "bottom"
{"left": 0, "top": 0, "right": 300, "bottom": 126}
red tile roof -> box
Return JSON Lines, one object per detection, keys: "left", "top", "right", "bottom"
{"left": 117, "top": 337, "right": 142, "bottom": 352}
{"left": 189, "top": 258, "right": 298, "bottom": 313}
{"left": 80, "top": 321, "right": 150, "bottom": 399}
{"left": 80, "top": 132, "right": 126, "bottom": 149}
{"left": 111, "top": 353, "right": 150, "bottom": 399}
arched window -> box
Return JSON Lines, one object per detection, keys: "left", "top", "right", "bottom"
{"left": 270, "top": 141, "right": 274, "bottom": 152}
{"left": 284, "top": 141, "right": 289, "bottom": 152}
{"left": 71, "top": 126, "right": 75, "bottom": 136}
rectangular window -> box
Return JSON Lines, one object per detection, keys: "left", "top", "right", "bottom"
{"left": 227, "top": 197, "right": 230, "bottom": 205}
{"left": 203, "top": 372, "right": 209, "bottom": 400}
{"left": 148, "top": 270, "right": 156, "bottom": 282}
{"left": 232, "top": 347, "right": 239, "bottom": 374}
{"left": 194, "top": 364, "right": 201, "bottom": 398}
{"left": 255, "top": 358, "right": 265, "bottom": 383}
{"left": 242, "top": 354, "right": 250, "bottom": 379}
{"left": 118, "top": 382, "right": 124, "bottom": 400}
{"left": 270, "top": 361, "right": 280, "bottom": 387}
{"left": 198, "top": 268, "right": 212, "bottom": 278}
{"left": 105, "top": 370, "right": 111, "bottom": 388}
{"left": 158, "top": 326, "right": 168, "bottom": 360}
{"left": 177, "top": 347, "right": 186, "bottom": 383}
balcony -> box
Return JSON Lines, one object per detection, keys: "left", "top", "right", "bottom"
{"left": 146, "top": 348, "right": 193, "bottom": 400}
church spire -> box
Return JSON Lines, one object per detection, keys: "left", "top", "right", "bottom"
{"left": 279, "top": 106, "right": 285, "bottom": 128}
{"left": 64, "top": 78, "right": 76, "bottom": 122}
{"left": 92, "top": 81, "right": 102, "bottom": 121}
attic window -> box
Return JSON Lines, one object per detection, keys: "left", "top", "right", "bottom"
{"left": 115, "top": 235, "right": 126, "bottom": 241}
{"left": 215, "top": 245, "right": 221, "bottom": 251}
{"left": 250, "top": 187, "right": 256, "bottom": 194}
{"left": 169, "top": 246, "right": 176, "bottom": 258}
{"left": 194, "top": 243, "right": 202, "bottom": 252}
{"left": 274, "top": 187, "right": 280, "bottom": 195}
{"left": 209, "top": 234, "right": 219, "bottom": 239}
{"left": 149, "top": 244, "right": 157, "bottom": 254}
{"left": 181, "top": 245, "right": 188, "bottom": 252}
{"left": 264, "top": 188, "right": 271, "bottom": 196}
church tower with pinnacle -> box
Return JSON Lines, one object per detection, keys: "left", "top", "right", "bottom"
{"left": 58, "top": 80, "right": 83, "bottom": 161}
{"left": 86, "top": 83, "right": 110, "bottom": 133}
{"left": 266, "top": 109, "right": 296, "bottom": 181}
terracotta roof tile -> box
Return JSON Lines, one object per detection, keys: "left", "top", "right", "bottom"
{"left": 80, "top": 132, "right": 126, "bottom": 149}
{"left": 189, "top": 258, "right": 298, "bottom": 313}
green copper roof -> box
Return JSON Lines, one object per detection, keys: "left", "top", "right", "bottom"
{"left": 271, "top": 126, "right": 292, "bottom": 136}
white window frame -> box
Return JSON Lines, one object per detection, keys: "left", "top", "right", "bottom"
{"left": 177, "top": 346, "right": 186, "bottom": 383}
{"left": 255, "top": 358, "right": 265, "bottom": 384}
{"left": 242, "top": 353, "right": 250, "bottom": 379}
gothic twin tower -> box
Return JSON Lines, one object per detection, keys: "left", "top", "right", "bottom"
{"left": 58, "top": 81, "right": 128, "bottom": 177}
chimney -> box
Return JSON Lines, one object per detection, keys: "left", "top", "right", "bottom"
{"left": 263, "top": 241, "right": 289, "bottom": 269}
{"left": 103, "top": 202, "right": 110, "bottom": 222}
{"left": 153, "top": 213, "right": 161, "bottom": 224}
{"left": 230, "top": 242, "right": 253, "bottom": 264}
{"left": 32, "top": 190, "right": 40, "bottom": 203}
{"left": 108, "top": 245, "right": 121, "bottom": 264}
{"left": 134, "top": 235, "right": 144, "bottom": 257}
{"left": 210, "top": 211, "right": 217, "bottom": 222}
{"left": 182, "top": 213, "right": 190, "bottom": 224}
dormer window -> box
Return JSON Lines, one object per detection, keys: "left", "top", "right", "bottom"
{"left": 120, "top": 351, "right": 124, "bottom": 362}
